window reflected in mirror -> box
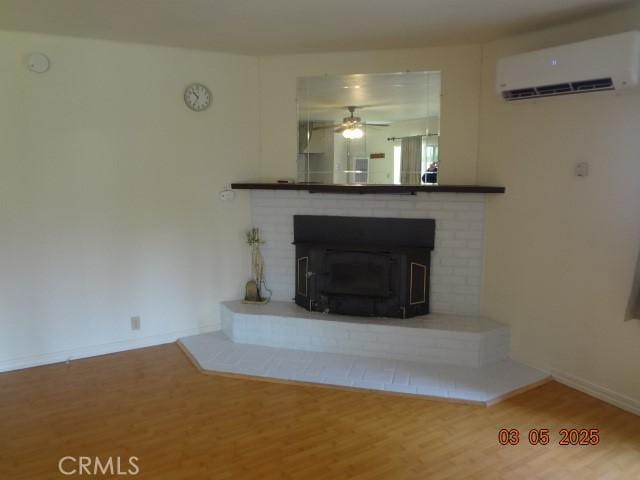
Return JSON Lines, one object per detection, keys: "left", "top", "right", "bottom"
{"left": 297, "top": 71, "right": 441, "bottom": 185}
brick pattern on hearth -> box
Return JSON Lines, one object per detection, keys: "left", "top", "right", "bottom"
{"left": 249, "top": 190, "right": 486, "bottom": 315}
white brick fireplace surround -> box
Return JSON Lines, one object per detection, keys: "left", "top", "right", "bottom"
{"left": 249, "top": 190, "right": 486, "bottom": 315}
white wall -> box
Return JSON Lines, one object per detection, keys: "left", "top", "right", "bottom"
{"left": 258, "top": 45, "right": 481, "bottom": 184}
{"left": 477, "top": 3, "right": 640, "bottom": 409}
{"left": 0, "top": 31, "right": 259, "bottom": 370}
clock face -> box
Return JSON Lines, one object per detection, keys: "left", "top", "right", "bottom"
{"left": 184, "top": 83, "right": 211, "bottom": 112}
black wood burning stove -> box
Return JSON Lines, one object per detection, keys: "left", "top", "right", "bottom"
{"left": 294, "top": 215, "right": 435, "bottom": 318}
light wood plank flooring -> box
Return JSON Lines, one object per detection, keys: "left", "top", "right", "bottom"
{"left": 1, "top": 343, "right": 639, "bottom": 479}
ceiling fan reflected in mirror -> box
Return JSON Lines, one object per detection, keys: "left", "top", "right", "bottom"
{"left": 312, "top": 106, "right": 390, "bottom": 139}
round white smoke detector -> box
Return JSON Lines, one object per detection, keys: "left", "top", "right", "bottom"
{"left": 27, "top": 53, "right": 50, "bottom": 73}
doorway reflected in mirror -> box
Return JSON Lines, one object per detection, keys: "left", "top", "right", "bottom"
{"left": 297, "top": 71, "right": 440, "bottom": 185}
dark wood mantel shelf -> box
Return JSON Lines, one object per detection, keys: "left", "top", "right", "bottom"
{"left": 231, "top": 183, "right": 506, "bottom": 194}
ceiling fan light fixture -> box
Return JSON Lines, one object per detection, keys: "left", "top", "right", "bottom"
{"left": 342, "top": 127, "right": 364, "bottom": 139}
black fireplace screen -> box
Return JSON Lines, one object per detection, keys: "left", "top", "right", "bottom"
{"left": 323, "top": 251, "right": 392, "bottom": 298}
{"left": 294, "top": 215, "right": 435, "bottom": 318}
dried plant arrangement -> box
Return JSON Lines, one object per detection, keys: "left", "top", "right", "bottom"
{"left": 243, "top": 228, "right": 270, "bottom": 304}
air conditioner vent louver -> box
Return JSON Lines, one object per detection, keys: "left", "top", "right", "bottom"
{"left": 502, "top": 88, "right": 537, "bottom": 100}
{"left": 536, "top": 83, "right": 572, "bottom": 95}
{"left": 572, "top": 78, "right": 614, "bottom": 91}
{"left": 502, "top": 77, "right": 614, "bottom": 101}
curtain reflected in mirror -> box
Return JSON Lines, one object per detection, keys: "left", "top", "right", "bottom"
{"left": 297, "top": 71, "right": 441, "bottom": 185}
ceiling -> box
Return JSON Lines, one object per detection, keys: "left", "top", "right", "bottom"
{"left": 298, "top": 72, "right": 441, "bottom": 123}
{"left": 0, "top": 0, "right": 629, "bottom": 55}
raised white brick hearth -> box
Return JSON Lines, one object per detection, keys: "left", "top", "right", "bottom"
{"left": 250, "top": 190, "right": 486, "bottom": 315}
{"left": 221, "top": 301, "right": 509, "bottom": 367}
{"left": 179, "top": 302, "right": 549, "bottom": 404}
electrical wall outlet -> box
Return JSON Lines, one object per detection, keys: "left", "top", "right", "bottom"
{"left": 575, "top": 162, "right": 589, "bottom": 177}
{"left": 130, "top": 316, "right": 141, "bottom": 330}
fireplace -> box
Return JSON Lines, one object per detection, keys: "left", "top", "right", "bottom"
{"left": 294, "top": 215, "right": 435, "bottom": 318}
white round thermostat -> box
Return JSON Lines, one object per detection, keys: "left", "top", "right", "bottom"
{"left": 27, "top": 53, "right": 50, "bottom": 73}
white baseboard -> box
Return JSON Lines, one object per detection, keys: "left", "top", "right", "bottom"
{"left": 495, "top": 354, "right": 639, "bottom": 417}
{"left": 0, "top": 325, "right": 220, "bottom": 373}
{"left": 551, "top": 368, "right": 640, "bottom": 417}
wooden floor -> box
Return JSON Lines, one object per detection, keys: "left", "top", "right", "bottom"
{"left": 1, "top": 344, "right": 639, "bottom": 479}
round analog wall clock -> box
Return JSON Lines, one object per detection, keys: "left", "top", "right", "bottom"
{"left": 184, "top": 83, "right": 211, "bottom": 112}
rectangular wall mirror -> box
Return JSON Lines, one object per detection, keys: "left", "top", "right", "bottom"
{"left": 297, "top": 71, "right": 441, "bottom": 185}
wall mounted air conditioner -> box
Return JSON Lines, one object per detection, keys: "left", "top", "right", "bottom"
{"left": 497, "top": 31, "right": 640, "bottom": 101}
